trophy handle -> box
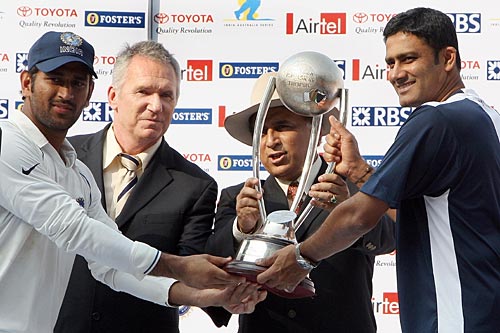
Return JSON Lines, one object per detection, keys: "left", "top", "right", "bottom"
{"left": 293, "top": 88, "right": 349, "bottom": 232}
{"left": 252, "top": 75, "right": 277, "bottom": 228}
{"left": 289, "top": 115, "right": 322, "bottom": 216}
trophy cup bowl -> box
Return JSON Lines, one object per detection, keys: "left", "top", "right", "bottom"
{"left": 225, "top": 211, "right": 316, "bottom": 299}
{"left": 276, "top": 50, "right": 344, "bottom": 117}
{"left": 225, "top": 51, "right": 346, "bottom": 299}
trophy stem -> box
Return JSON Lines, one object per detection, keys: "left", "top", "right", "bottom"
{"left": 294, "top": 88, "right": 349, "bottom": 232}
{"left": 252, "top": 76, "right": 277, "bottom": 228}
{"left": 289, "top": 115, "right": 322, "bottom": 214}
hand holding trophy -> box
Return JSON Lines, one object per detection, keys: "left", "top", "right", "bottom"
{"left": 224, "top": 51, "right": 348, "bottom": 298}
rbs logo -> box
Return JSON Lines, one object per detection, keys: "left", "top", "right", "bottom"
{"left": 352, "top": 106, "right": 413, "bottom": 126}
{"left": 82, "top": 102, "right": 114, "bottom": 122}
{"left": 447, "top": 13, "right": 481, "bottom": 33}
{"left": 0, "top": 99, "right": 8, "bottom": 119}
{"left": 334, "top": 60, "right": 346, "bottom": 80}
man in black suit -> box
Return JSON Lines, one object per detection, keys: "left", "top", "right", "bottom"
{"left": 205, "top": 72, "right": 395, "bottom": 332}
{"left": 55, "top": 41, "right": 266, "bottom": 333}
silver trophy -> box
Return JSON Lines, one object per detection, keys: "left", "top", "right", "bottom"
{"left": 225, "top": 51, "right": 348, "bottom": 298}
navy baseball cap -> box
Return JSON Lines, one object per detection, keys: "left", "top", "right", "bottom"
{"left": 28, "top": 31, "right": 97, "bottom": 78}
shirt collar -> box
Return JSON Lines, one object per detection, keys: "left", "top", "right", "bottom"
{"left": 103, "top": 125, "right": 161, "bottom": 171}
{"left": 12, "top": 111, "right": 77, "bottom": 166}
{"left": 275, "top": 155, "right": 322, "bottom": 195}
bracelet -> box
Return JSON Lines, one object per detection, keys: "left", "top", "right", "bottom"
{"left": 353, "top": 165, "right": 374, "bottom": 185}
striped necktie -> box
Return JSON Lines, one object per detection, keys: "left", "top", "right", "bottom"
{"left": 115, "top": 153, "right": 141, "bottom": 217}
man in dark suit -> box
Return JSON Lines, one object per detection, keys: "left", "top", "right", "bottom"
{"left": 205, "top": 72, "right": 395, "bottom": 332}
{"left": 55, "top": 41, "right": 266, "bottom": 333}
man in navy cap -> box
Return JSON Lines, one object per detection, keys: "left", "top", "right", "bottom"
{"left": 0, "top": 31, "right": 265, "bottom": 333}
{"left": 27, "top": 31, "right": 98, "bottom": 79}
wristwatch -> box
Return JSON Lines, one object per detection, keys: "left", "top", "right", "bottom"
{"left": 294, "top": 243, "right": 319, "bottom": 271}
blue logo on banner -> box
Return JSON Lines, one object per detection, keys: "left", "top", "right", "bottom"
{"left": 82, "top": 102, "right": 114, "bottom": 122}
{"left": 218, "top": 155, "right": 265, "bottom": 171}
{"left": 447, "top": 13, "right": 481, "bottom": 33}
{"left": 351, "top": 106, "right": 413, "bottom": 126}
{"left": 172, "top": 108, "right": 212, "bottom": 124}
{"left": 85, "top": 11, "right": 145, "bottom": 28}
{"left": 15, "top": 101, "right": 24, "bottom": 112}
{"left": 16, "top": 53, "right": 28, "bottom": 73}
{"left": 0, "top": 99, "right": 8, "bottom": 119}
{"left": 486, "top": 60, "right": 500, "bottom": 80}
{"left": 334, "top": 60, "right": 346, "bottom": 80}
{"left": 363, "top": 155, "right": 385, "bottom": 168}
{"left": 219, "top": 62, "right": 279, "bottom": 78}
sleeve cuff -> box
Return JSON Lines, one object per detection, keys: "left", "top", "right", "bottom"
{"left": 165, "top": 281, "right": 180, "bottom": 308}
{"left": 232, "top": 217, "right": 248, "bottom": 243}
{"left": 144, "top": 249, "right": 161, "bottom": 275}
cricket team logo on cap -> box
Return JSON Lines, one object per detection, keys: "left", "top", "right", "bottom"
{"left": 59, "top": 32, "right": 84, "bottom": 57}
{"left": 60, "top": 32, "right": 83, "bottom": 47}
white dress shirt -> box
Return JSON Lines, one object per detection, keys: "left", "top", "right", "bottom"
{"left": 0, "top": 112, "right": 168, "bottom": 333}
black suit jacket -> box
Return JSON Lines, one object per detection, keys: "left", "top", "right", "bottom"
{"left": 205, "top": 159, "right": 395, "bottom": 333}
{"left": 55, "top": 125, "right": 218, "bottom": 333}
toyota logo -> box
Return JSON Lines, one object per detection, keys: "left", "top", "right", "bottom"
{"left": 353, "top": 12, "right": 368, "bottom": 23}
{"left": 154, "top": 13, "right": 168, "bottom": 24}
{"left": 17, "top": 6, "right": 32, "bottom": 17}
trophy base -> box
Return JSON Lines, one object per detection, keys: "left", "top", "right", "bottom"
{"left": 225, "top": 260, "right": 315, "bottom": 299}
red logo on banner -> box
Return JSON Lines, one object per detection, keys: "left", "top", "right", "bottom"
{"left": 352, "top": 59, "right": 389, "bottom": 81}
{"left": 17, "top": 6, "right": 33, "bottom": 17}
{"left": 182, "top": 153, "right": 212, "bottom": 162}
{"left": 382, "top": 292, "right": 399, "bottom": 314}
{"left": 372, "top": 292, "right": 400, "bottom": 315}
{"left": 353, "top": 12, "right": 369, "bottom": 23}
{"left": 218, "top": 105, "right": 226, "bottom": 127}
{"left": 184, "top": 60, "right": 213, "bottom": 81}
{"left": 154, "top": 13, "right": 169, "bottom": 24}
{"left": 286, "top": 13, "right": 346, "bottom": 35}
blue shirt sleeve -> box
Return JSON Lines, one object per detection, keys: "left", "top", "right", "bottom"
{"left": 361, "top": 105, "right": 460, "bottom": 208}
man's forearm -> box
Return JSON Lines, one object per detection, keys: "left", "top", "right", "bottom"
{"left": 168, "top": 281, "right": 199, "bottom": 307}
{"left": 301, "top": 192, "right": 387, "bottom": 262}
{"left": 149, "top": 252, "right": 178, "bottom": 279}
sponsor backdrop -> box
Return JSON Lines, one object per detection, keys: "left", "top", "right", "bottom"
{"left": 1, "top": 0, "right": 498, "bottom": 332}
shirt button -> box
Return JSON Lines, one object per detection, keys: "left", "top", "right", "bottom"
{"left": 91, "top": 312, "right": 101, "bottom": 321}
{"left": 287, "top": 309, "right": 297, "bottom": 318}
{"left": 366, "top": 242, "right": 377, "bottom": 251}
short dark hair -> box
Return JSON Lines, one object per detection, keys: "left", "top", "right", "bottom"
{"left": 383, "top": 7, "right": 461, "bottom": 70}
